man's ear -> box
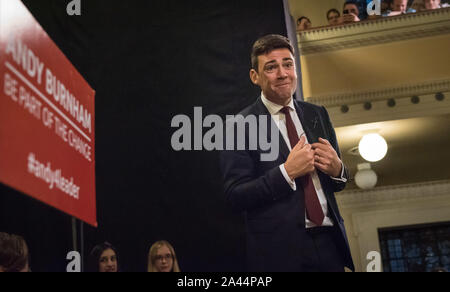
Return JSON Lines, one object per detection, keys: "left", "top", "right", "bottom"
{"left": 250, "top": 69, "right": 259, "bottom": 86}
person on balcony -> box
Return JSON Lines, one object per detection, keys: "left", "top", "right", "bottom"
{"left": 296, "top": 16, "right": 312, "bottom": 31}
{"left": 423, "top": 0, "right": 450, "bottom": 9}
{"left": 327, "top": 9, "right": 341, "bottom": 26}
{"left": 341, "top": 1, "right": 361, "bottom": 23}
{"left": 383, "top": 0, "right": 417, "bottom": 16}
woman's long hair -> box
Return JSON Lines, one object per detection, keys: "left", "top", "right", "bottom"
{"left": 86, "top": 242, "right": 119, "bottom": 272}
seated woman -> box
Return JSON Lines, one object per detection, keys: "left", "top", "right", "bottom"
{"left": 87, "top": 242, "right": 119, "bottom": 272}
{"left": 0, "top": 232, "right": 30, "bottom": 272}
{"left": 147, "top": 240, "right": 181, "bottom": 272}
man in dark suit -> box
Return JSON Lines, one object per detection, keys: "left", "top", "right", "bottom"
{"left": 220, "top": 34, "right": 354, "bottom": 272}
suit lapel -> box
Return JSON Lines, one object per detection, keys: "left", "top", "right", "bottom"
{"left": 294, "top": 100, "right": 321, "bottom": 144}
{"left": 295, "top": 101, "right": 336, "bottom": 200}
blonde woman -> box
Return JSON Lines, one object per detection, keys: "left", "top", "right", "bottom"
{"left": 147, "top": 240, "right": 181, "bottom": 272}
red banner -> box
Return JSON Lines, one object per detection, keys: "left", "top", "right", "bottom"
{"left": 0, "top": 0, "right": 97, "bottom": 227}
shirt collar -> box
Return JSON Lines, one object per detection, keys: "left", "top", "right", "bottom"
{"left": 261, "top": 92, "right": 295, "bottom": 115}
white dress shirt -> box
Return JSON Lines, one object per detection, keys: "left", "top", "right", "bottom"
{"left": 261, "top": 93, "right": 347, "bottom": 228}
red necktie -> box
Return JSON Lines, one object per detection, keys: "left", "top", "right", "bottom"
{"left": 280, "top": 107, "right": 324, "bottom": 226}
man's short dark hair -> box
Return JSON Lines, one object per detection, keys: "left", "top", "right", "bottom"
{"left": 327, "top": 8, "right": 341, "bottom": 19}
{"left": 343, "top": 0, "right": 359, "bottom": 9}
{"left": 251, "top": 34, "right": 295, "bottom": 72}
{"left": 296, "top": 16, "right": 311, "bottom": 26}
{"left": 0, "top": 232, "right": 29, "bottom": 272}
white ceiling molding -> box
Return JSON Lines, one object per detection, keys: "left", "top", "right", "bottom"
{"left": 327, "top": 91, "right": 450, "bottom": 127}
{"left": 306, "top": 79, "right": 450, "bottom": 108}
{"left": 337, "top": 179, "right": 450, "bottom": 209}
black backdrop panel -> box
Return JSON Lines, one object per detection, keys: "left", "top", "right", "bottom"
{"left": 0, "top": 0, "right": 287, "bottom": 271}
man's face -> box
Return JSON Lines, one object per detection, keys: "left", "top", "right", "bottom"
{"left": 343, "top": 4, "right": 359, "bottom": 16}
{"left": 328, "top": 11, "right": 340, "bottom": 25}
{"left": 391, "top": 0, "right": 408, "bottom": 12}
{"left": 424, "top": 0, "right": 441, "bottom": 9}
{"left": 250, "top": 48, "right": 297, "bottom": 106}
{"left": 297, "top": 18, "right": 311, "bottom": 31}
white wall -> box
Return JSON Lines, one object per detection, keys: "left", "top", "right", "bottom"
{"left": 337, "top": 180, "right": 450, "bottom": 272}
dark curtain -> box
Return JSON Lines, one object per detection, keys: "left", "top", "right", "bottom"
{"left": 0, "top": 0, "right": 287, "bottom": 271}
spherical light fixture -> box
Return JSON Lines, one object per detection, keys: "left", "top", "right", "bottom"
{"left": 354, "top": 163, "right": 378, "bottom": 190}
{"left": 358, "top": 133, "right": 388, "bottom": 162}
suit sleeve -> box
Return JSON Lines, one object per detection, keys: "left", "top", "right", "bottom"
{"left": 321, "top": 106, "right": 349, "bottom": 193}
{"left": 220, "top": 148, "right": 295, "bottom": 213}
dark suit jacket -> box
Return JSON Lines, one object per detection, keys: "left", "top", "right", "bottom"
{"left": 220, "top": 97, "right": 355, "bottom": 272}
